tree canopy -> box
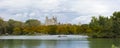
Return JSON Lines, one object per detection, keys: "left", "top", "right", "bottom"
{"left": 0, "top": 11, "right": 120, "bottom": 38}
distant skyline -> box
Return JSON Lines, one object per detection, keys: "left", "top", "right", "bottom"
{"left": 0, "top": 0, "right": 120, "bottom": 24}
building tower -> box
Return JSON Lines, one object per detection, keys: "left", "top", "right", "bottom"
{"left": 45, "top": 16, "right": 58, "bottom": 25}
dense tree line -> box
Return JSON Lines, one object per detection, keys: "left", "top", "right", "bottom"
{"left": 89, "top": 11, "right": 120, "bottom": 38}
{"left": 0, "top": 18, "right": 90, "bottom": 35}
{"left": 0, "top": 11, "right": 120, "bottom": 38}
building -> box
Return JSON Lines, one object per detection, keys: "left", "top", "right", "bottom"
{"left": 45, "top": 16, "right": 58, "bottom": 25}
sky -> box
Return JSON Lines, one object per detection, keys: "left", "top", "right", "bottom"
{"left": 0, "top": 0, "right": 120, "bottom": 24}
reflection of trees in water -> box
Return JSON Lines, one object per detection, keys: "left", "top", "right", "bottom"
{"left": 23, "top": 40, "right": 42, "bottom": 48}
{"left": 0, "top": 40, "right": 24, "bottom": 48}
{"left": 88, "top": 38, "right": 120, "bottom": 48}
{"left": 43, "top": 40, "right": 57, "bottom": 48}
{"left": 0, "top": 40, "right": 42, "bottom": 48}
{"left": 112, "top": 38, "right": 120, "bottom": 47}
{"left": 55, "top": 40, "right": 73, "bottom": 48}
{"left": 16, "top": 40, "right": 57, "bottom": 48}
{"left": 0, "top": 40, "right": 7, "bottom": 48}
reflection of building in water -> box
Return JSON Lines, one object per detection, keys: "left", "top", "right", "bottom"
{"left": 45, "top": 16, "right": 58, "bottom": 25}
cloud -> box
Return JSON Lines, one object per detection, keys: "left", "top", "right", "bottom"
{"left": 71, "top": 16, "right": 92, "bottom": 24}
{"left": 0, "top": 0, "right": 120, "bottom": 24}
{"left": 0, "top": 0, "right": 30, "bottom": 9}
{"left": 69, "top": 0, "right": 109, "bottom": 15}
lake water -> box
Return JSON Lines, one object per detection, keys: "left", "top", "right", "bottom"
{"left": 0, "top": 38, "right": 120, "bottom": 48}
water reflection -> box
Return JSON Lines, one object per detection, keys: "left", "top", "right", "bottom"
{"left": 88, "top": 38, "right": 120, "bottom": 48}
{"left": 0, "top": 40, "right": 24, "bottom": 48}
{"left": 0, "top": 40, "right": 89, "bottom": 48}
{"left": 0, "top": 38, "right": 120, "bottom": 48}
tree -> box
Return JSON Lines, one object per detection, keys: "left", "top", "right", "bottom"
{"left": 7, "top": 19, "right": 24, "bottom": 34}
{"left": 46, "top": 25, "right": 57, "bottom": 35}
{"left": 89, "top": 17, "right": 102, "bottom": 37}
{"left": 25, "top": 19, "right": 41, "bottom": 27}
{"left": 56, "top": 25, "right": 69, "bottom": 34}
{"left": 111, "top": 12, "right": 120, "bottom": 37}
{"left": 89, "top": 11, "right": 120, "bottom": 38}
{"left": 0, "top": 18, "right": 8, "bottom": 34}
{"left": 13, "top": 27, "right": 21, "bottom": 35}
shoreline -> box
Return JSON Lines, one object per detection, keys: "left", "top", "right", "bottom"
{"left": 0, "top": 35, "right": 88, "bottom": 40}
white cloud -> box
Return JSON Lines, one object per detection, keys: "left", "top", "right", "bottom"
{"left": 0, "top": 0, "right": 31, "bottom": 9}
{"left": 32, "top": 0, "right": 61, "bottom": 10}
{"left": 70, "top": 0, "right": 110, "bottom": 15}
{"left": 0, "top": 0, "right": 62, "bottom": 11}
{"left": 29, "top": 12, "right": 36, "bottom": 17}
{"left": 0, "top": 0, "right": 120, "bottom": 24}
{"left": 72, "top": 16, "right": 92, "bottom": 24}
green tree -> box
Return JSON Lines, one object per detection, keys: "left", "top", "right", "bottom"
{"left": 25, "top": 19, "right": 41, "bottom": 27}
{"left": 0, "top": 18, "right": 8, "bottom": 34}
{"left": 8, "top": 19, "right": 24, "bottom": 35}
{"left": 56, "top": 25, "right": 69, "bottom": 34}
{"left": 13, "top": 27, "right": 21, "bottom": 35}
{"left": 111, "top": 12, "right": 120, "bottom": 37}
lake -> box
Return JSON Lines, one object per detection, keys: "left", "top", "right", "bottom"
{"left": 0, "top": 37, "right": 120, "bottom": 48}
